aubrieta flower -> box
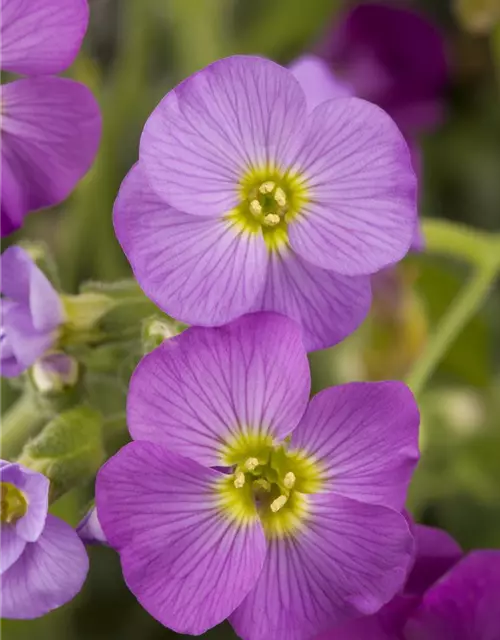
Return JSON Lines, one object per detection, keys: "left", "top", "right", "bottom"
{"left": 1, "top": 246, "right": 64, "bottom": 377}
{"left": 0, "top": 460, "right": 88, "bottom": 618}
{"left": 319, "top": 2, "right": 448, "bottom": 136}
{"left": 96, "top": 312, "right": 419, "bottom": 639}
{"left": 1, "top": 0, "right": 101, "bottom": 236}
{"left": 114, "top": 55, "right": 417, "bottom": 351}
{"left": 315, "top": 523, "right": 462, "bottom": 639}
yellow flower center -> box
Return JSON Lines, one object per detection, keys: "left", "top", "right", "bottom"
{"left": 1, "top": 482, "right": 28, "bottom": 524}
{"left": 217, "top": 434, "right": 322, "bottom": 539}
{"left": 227, "top": 167, "right": 308, "bottom": 252}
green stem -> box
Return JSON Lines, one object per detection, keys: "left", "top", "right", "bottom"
{"left": 1, "top": 394, "right": 46, "bottom": 460}
{"left": 406, "top": 264, "right": 498, "bottom": 397}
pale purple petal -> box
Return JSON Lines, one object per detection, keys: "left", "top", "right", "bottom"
{"left": 1, "top": 78, "right": 101, "bottom": 220}
{"left": 114, "top": 164, "right": 267, "bottom": 325}
{"left": 231, "top": 494, "right": 413, "bottom": 640}
{"left": 0, "top": 0, "right": 89, "bottom": 75}
{"left": 289, "top": 55, "right": 354, "bottom": 111}
{"left": 76, "top": 507, "right": 107, "bottom": 545}
{"left": 255, "top": 244, "right": 371, "bottom": 351}
{"left": 289, "top": 98, "right": 417, "bottom": 275}
{"left": 406, "top": 525, "right": 462, "bottom": 596}
{"left": 0, "top": 526, "right": 26, "bottom": 574}
{"left": 0, "top": 515, "right": 88, "bottom": 619}
{"left": 128, "top": 312, "right": 310, "bottom": 466}
{"left": 405, "top": 551, "right": 500, "bottom": 640}
{"left": 1, "top": 156, "right": 27, "bottom": 236}
{"left": 0, "top": 246, "right": 64, "bottom": 331}
{"left": 290, "top": 382, "right": 419, "bottom": 509}
{"left": 96, "top": 441, "right": 266, "bottom": 635}
{"left": 140, "top": 55, "right": 307, "bottom": 216}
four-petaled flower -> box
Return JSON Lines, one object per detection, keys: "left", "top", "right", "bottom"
{"left": 1, "top": 246, "right": 64, "bottom": 377}
{"left": 97, "top": 312, "right": 419, "bottom": 640}
{"left": 0, "top": 0, "right": 101, "bottom": 236}
{"left": 0, "top": 460, "right": 88, "bottom": 618}
{"left": 113, "top": 55, "right": 417, "bottom": 351}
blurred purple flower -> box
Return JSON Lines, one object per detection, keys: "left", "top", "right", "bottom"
{"left": 77, "top": 506, "right": 107, "bottom": 545}
{"left": 315, "top": 523, "right": 462, "bottom": 639}
{"left": 1, "top": 246, "right": 64, "bottom": 377}
{"left": 0, "top": 0, "right": 101, "bottom": 236}
{"left": 0, "top": 460, "right": 88, "bottom": 618}
{"left": 114, "top": 55, "right": 417, "bottom": 351}
{"left": 96, "top": 312, "right": 419, "bottom": 639}
{"left": 320, "top": 2, "right": 448, "bottom": 136}
{"left": 406, "top": 550, "right": 500, "bottom": 640}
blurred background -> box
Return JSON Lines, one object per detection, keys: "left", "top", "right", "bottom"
{"left": 2, "top": 0, "right": 500, "bottom": 637}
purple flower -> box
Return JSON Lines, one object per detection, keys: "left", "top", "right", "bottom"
{"left": 315, "top": 523, "right": 462, "bottom": 639}
{"left": 96, "top": 312, "right": 419, "bottom": 639}
{"left": 319, "top": 2, "right": 448, "bottom": 136}
{"left": 0, "top": 0, "right": 101, "bottom": 236}
{"left": 114, "top": 55, "right": 417, "bottom": 351}
{"left": 1, "top": 246, "right": 64, "bottom": 377}
{"left": 76, "top": 506, "right": 107, "bottom": 545}
{"left": 406, "top": 550, "right": 500, "bottom": 640}
{"left": 0, "top": 459, "right": 88, "bottom": 618}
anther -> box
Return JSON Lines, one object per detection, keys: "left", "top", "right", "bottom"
{"left": 234, "top": 471, "right": 246, "bottom": 489}
{"left": 274, "top": 187, "right": 287, "bottom": 207}
{"left": 263, "top": 213, "right": 281, "bottom": 227}
{"left": 249, "top": 199, "right": 262, "bottom": 216}
{"left": 259, "top": 181, "right": 276, "bottom": 194}
{"left": 270, "top": 495, "right": 288, "bottom": 512}
{"left": 244, "top": 457, "right": 259, "bottom": 471}
{"left": 284, "top": 471, "right": 296, "bottom": 489}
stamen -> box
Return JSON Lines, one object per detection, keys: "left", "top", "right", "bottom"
{"left": 283, "top": 471, "right": 296, "bottom": 489}
{"left": 234, "top": 471, "right": 246, "bottom": 489}
{"left": 263, "top": 213, "right": 281, "bottom": 227}
{"left": 253, "top": 478, "right": 271, "bottom": 492}
{"left": 249, "top": 199, "right": 262, "bottom": 216}
{"left": 270, "top": 495, "right": 288, "bottom": 512}
{"left": 259, "top": 181, "right": 276, "bottom": 194}
{"left": 274, "top": 187, "right": 287, "bottom": 207}
{"left": 244, "top": 457, "right": 259, "bottom": 471}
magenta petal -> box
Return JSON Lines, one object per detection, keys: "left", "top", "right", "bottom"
{"left": 406, "top": 525, "right": 462, "bottom": 596}
{"left": 405, "top": 551, "right": 500, "bottom": 640}
{"left": 0, "top": 515, "right": 89, "bottom": 619}
{"left": 1, "top": 78, "right": 101, "bottom": 222}
{"left": 113, "top": 164, "right": 268, "bottom": 325}
{"left": 96, "top": 441, "right": 266, "bottom": 635}
{"left": 1, "top": 155, "right": 27, "bottom": 236}
{"left": 289, "top": 55, "right": 354, "bottom": 111}
{"left": 290, "top": 382, "right": 420, "bottom": 509}
{"left": 140, "top": 55, "right": 307, "bottom": 217}
{"left": 256, "top": 245, "right": 371, "bottom": 351}
{"left": 128, "top": 313, "right": 310, "bottom": 466}
{"left": 289, "top": 97, "right": 417, "bottom": 276}
{"left": 230, "top": 494, "right": 413, "bottom": 640}
{"left": 0, "top": 0, "right": 89, "bottom": 75}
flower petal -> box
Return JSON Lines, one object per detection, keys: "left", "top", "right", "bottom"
{"left": 290, "top": 382, "right": 420, "bottom": 509}
{"left": 128, "top": 312, "right": 310, "bottom": 466}
{"left": 76, "top": 507, "right": 107, "bottom": 545}
{"left": 140, "top": 55, "right": 307, "bottom": 216}
{"left": 0, "top": 0, "right": 89, "bottom": 75}
{"left": 1, "top": 78, "right": 101, "bottom": 219}
{"left": 0, "top": 515, "right": 89, "bottom": 619}
{"left": 0, "top": 526, "right": 26, "bottom": 574}
{"left": 405, "top": 551, "right": 500, "bottom": 640}
{"left": 230, "top": 494, "right": 413, "bottom": 640}
{"left": 0, "top": 246, "right": 63, "bottom": 331}
{"left": 406, "top": 524, "right": 461, "bottom": 596}
{"left": 96, "top": 441, "right": 266, "bottom": 635}
{"left": 1, "top": 155, "right": 27, "bottom": 236}
{"left": 113, "top": 164, "right": 267, "bottom": 325}
{"left": 289, "top": 97, "right": 417, "bottom": 275}
{"left": 256, "top": 244, "right": 371, "bottom": 351}
{"left": 289, "top": 54, "right": 354, "bottom": 111}
{"left": 13, "top": 466, "right": 49, "bottom": 543}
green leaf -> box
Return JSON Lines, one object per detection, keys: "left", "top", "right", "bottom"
{"left": 18, "top": 407, "right": 105, "bottom": 501}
